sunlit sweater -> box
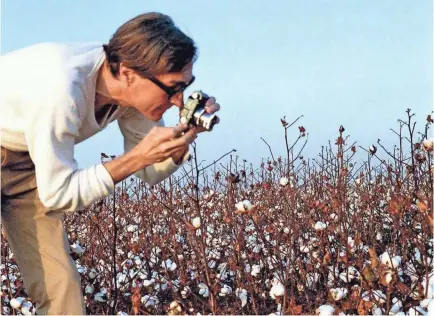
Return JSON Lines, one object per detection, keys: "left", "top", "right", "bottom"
{"left": 0, "top": 42, "right": 187, "bottom": 212}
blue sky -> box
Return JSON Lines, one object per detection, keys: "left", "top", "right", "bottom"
{"left": 1, "top": 0, "right": 432, "bottom": 170}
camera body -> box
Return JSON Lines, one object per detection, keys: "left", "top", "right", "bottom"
{"left": 179, "top": 91, "right": 219, "bottom": 131}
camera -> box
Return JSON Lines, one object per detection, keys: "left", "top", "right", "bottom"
{"left": 179, "top": 91, "right": 219, "bottom": 131}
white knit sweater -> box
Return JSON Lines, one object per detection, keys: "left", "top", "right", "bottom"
{"left": 0, "top": 42, "right": 187, "bottom": 212}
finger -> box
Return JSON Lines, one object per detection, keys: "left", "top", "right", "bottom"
{"left": 205, "top": 102, "right": 220, "bottom": 114}
{"left": 164, "top": 129, "right": 197, "bottom": 151}
{"left": 171, "top": 124, "right": 189, "bottom": 138}
{"left": 205, "top": 96, "right": 216, "bottom": 107}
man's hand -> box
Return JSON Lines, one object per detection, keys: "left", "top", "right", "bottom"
{"left": 195, "top": 96, "right": 221, "bottom": 133}
{"left": 171, "top": 96, "right": 221, "bottom": 164}
{"left": 103, "top": 124, "right": 197, "bottom": 184}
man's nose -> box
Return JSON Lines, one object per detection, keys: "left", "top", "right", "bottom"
{"left": 170, "top": 92, "right": 184, "bottom": 108}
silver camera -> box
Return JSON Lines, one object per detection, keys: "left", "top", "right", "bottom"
{"left": 179, "top": 91, "right": 219, "bottom": 131}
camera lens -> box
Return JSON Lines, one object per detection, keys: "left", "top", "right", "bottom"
{"left": 193, "top": 109, "right": 219, "bottom": 130}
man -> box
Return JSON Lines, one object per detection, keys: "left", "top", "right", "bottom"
{"left": 0, "top": 12, "right": 220, "bottom": 314}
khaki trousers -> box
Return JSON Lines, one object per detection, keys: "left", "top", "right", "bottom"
{"left": 1, "top": 147, "right": 86, "bottom": 315}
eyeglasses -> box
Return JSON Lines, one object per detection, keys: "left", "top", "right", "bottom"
{"left": 148, "top": 76, "right": 195, "bottom": 99}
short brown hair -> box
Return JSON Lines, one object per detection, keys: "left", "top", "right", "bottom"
{"left": 103, "top": 12, "right": 197, "bottom": 77}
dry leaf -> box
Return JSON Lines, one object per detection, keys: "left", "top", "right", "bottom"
{"left": 362, "top": 264, "right": 378, "bottom": 283}
{"left": 288, "top": 297, "right": 303, "bottom": 315}
{"left": 417, "top": 200, "right": 429, "bottom": 213}
{"left": 131, "top": 286, "right": 141, "bottom": 315}
{"left": 357, "top": 299, "right": 374, "bottom": 315}
{"left": 396, "top": 281, "right": 410, "bottom": 295}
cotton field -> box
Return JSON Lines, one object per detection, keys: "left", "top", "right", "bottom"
{"left": 1, "top": 112, "right": 433, "bottom": 315}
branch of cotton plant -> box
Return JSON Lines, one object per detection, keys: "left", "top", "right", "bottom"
{"left": 260, "top": 137, "right": 279, "bottom": 168}
{"left": 288, "top": 133, "right": 309, "bottom": 168}
{"left": 284, "top": 114, "right": 304, "bottom": 131}
{"left": 110, "top": 188, "right": 119, "bottom": 315}
{"left": 375, "top": 140, "right": 411, "bottom": 167}
{"left": 198, "top": 149, "right": 237, "bottom": 174}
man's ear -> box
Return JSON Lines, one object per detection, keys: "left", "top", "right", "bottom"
{"left": 118, "top": 63, "right": 135, "bottom": 86}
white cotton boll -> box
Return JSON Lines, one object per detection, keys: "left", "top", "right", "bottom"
{"left": 77, "top": 265, "right": 87, "bottom": 274}
{"left": 420, "top": 298, "right": 430, "bottom": 309}
{"left": 208, "top": 260, "right": 216, "bottom": 269}
{"left": 409, "top": 306, "right": 426, "bottom": 316}
{"left": 71, "top": 243, "right": 84, "bottom": 255}
{"left": 85, "top": 284, "right": 94, "bottom": 294}
{"left": 2, "top": 307, "right": 10, "bottom": 315}
{"left": 20, "top": 301, "right": 33, "bottom": 316}
{"left": 283, "top": 227, "right": 290, "bottom": 234}
{"left": 355, "top": 178, "right": 361, "bottom": 185}
{"left": 127, "top": 224, "right": 138, "bottom": 232}
{"left": 141, "top": 295, "right": 158, "bottom": 308}
{"left": 390, "top": 298, "right": 403, "bottom": 314}
{"left": 143, "top": 279, "right": 155, "bottom": 287}
{"left": 243, "top": 200, "right": 253, "bottom": 210}
{"left": 428, "top": 299, "right": 434, "bottom": 314}
{"left": 170, "top": 301, "right": 179, "bottom": 309}
{"left": 316, "top": 305, "right": 335, "bottom": 316}
{"left": 10, "top": 297, "right": 25, "bottom": 309}
{"left": 423, "top": 139, "right": 434, "bottom": 151}
{"left": 198, "top": 283, "right": 209, "bottom": 297}
{"left": 251, "top": 264, "right": 261, "bottom": 277}
{"left": 94, "top": 292, "right": 107, "bottom": 302}
{"left": 330, "top": 213, "right": 338, "bottom": 221}
{"left": 269, "top": 280, "right": 285, "bottom": 299}
{"left": 235, "top": 202, "right": 245, "bottom": 211}
{"left": 219, "top": 284, "right": 232, "bottom": 296}
{"left": 117, "top": 312, "right": 128, "bottom": 316}
{"left": 279, "top": 177, "right": 289, "bottom": 186}
{"left": 421, "top": 273, "right": 434, "bottom": 299}
{"left": 89, "top": 268, "right": 97, "bottom": 279}
{"left": 244, "top": 264, "right": 251, "bottom": 273}
{"left": 383, "top": 270, "right": 393, "bottom": 285}
{"left": 372, "top": 307, "right": 383, "bottom": 315}
{"left": 314, "top": 221, "right": 327, "bottom": 231}
{"left": 181, "top": 287, "right": 190, "bottom": 298}
{"left": 235, "top": 288, "right": 248, "bottom": 307}
{"left": 339, "top": 266, "right": 359, "bottom": 283}
{"left": 330, "top": 288, "right": 348, "bottom": 301}
{"left": 192, "top": 217, "right": 201, "bottom": 228}
{"left": 380, "top": 252, "right": 394, "bottom": 267}
{"left": 135, "top": 258, "right": 142, "bottom": 266}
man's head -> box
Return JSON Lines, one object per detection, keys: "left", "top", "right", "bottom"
{"left": 102, "top": 12, "right": 197, "bottom": 121}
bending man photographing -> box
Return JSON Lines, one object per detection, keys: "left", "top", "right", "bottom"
{"left": 0, "top": 12, "right": 220, "bottom": 314}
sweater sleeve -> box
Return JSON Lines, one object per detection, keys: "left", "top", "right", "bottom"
{"left": 24, "top": 90, "right": 115, "bottom": 212}
{"left": 118, "top": 109, "right": 190, "bottom": 186}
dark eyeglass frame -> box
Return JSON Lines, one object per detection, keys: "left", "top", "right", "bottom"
{"left": 148, "top": 76, "right": 195, "bottom": 99}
